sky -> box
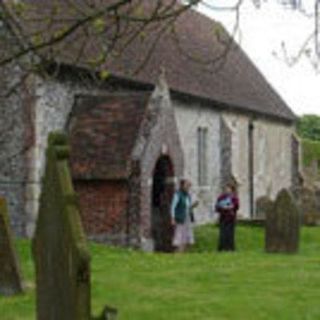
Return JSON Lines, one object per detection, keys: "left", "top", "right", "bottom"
{"left": 199, "top": 0, "right": 320, "bottom": 116}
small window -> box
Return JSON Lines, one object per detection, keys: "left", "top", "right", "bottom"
{"left": 197, "top": 127, "right": 208, "bottom": 186}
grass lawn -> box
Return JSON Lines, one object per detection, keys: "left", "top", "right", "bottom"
{"left": 2, "top": 225, "right": 320, "bottom": 320}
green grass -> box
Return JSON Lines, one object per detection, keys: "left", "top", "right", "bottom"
{"left": 2, "top": 225, "right": 320, "bottom": 319}
{"left": 302, "top": 138, "right": 320, "bottom": 167}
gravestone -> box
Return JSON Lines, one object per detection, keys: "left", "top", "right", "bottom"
{"left": 256, "top": 196, "right": 273, "bottom": 219}
{"left": 33, "top": 132, "right": 115, "bottom": 320}
{"left": 297, "top": 187, "right": 319, "bottom": 226}
{"left": 0, "top": 197, "right": 24, "bottom": 296}
{"left": 315, "top": 187, "right": 320, "bottom": 214}
{"left": 265, "top": 189, "right": 300, "bottom": 253}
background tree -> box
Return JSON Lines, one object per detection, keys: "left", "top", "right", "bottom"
{"left": 297, "top": 114, "right": 320, "bottom": 141}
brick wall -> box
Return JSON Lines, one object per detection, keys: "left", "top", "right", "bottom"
{"left": 26, "top": 74, "right": 151, "bottom": 236}
{"left": 74, "top": 180, "right": 129, "bottom": 243}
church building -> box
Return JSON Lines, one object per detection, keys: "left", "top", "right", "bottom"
{"left": 0, "top": 1, "right": 300, "bottom": 250}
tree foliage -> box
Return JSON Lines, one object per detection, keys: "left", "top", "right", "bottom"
{"left": 297, "top": 114, "right": 320, "bottom": 141}
{"left": 301, "top": 138, "right": 320, "bottom": 166}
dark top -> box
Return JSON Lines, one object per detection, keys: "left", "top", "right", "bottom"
{"left": 171, "top": 190, "right": 191, "bottom": 224}
{"left": 215, "top": 193, "right": 239, "bottom": 223}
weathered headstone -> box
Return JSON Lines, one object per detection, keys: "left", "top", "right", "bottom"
{"left": 292, "top": 187, "right": 320, "bottom": 226}
{"left": 265, "top": 189, "right": 300, "bottom": 253}
{"left": 33, "top": 132, "right": 116, "bottom": 320}
{"left": 315, "top": 187, "right": 320, "bottom": 214}
{"left": 256, "top": 196, "right": 273, "bottom": 219}
{"left": 0, "top": 197, "right": 24, "bottom": 296}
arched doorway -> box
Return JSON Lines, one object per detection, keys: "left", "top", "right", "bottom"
{"left": 151, "top": 156, "right": 175, "bottom": 252}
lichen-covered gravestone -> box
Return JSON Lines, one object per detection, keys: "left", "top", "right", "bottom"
{"left": 256, "top": 196, "right": 273, "bottom": 219}
{"left": 33, "top": 132, "right": 115, "bottom": 320}
{"left": 0, "top": 197, "right": 24, "bottom": 296}
{"left": 265, "top": 189, "right": 300, "bottom": 253}
{"left": 294, "top": 187, "right": 320, "bottom": 226}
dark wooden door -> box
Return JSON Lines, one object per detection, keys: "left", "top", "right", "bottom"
{"left": 151, "top": 156, "right": 174, "bottom": 252}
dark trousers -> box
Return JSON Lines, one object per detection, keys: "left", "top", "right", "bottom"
{"left": 218, "top": 220, "right": 235, "bottom": 251}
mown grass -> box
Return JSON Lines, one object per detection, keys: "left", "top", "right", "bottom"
{"left": 2, "top": 225, "right": 320, "bottom": 319}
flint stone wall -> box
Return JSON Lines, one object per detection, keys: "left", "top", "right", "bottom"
{"left": 222, "top": 113, "right": 295, "bottom": 218}
{"left": 0, "top": 67, "right": 298, "bottom": 236}
{"left": 0, "top": 65, "right": 33, "bottom": 236}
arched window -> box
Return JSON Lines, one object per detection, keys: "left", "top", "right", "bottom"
{"left": 197, "top": 127, "right": 208, "bottom": 186}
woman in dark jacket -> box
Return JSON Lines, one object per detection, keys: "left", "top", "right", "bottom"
{"left": 215, "top": 183, "right": 239, "bottom": 251}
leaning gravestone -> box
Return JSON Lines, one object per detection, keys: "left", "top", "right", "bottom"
{"left": 0, "top": 197, "right": 24, "bottom": 296}
{"left": 265, "top": 189, "right": 300, "bottom": 253}
{"left": 33, "top": 132, "right": 116, "bottom": 320}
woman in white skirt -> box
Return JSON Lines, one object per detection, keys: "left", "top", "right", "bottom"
{"left": 171, "top": 179, "right": 198, "bottom": 252}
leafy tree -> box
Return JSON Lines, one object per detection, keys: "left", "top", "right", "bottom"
{"left": 297, "top": 114, "right": 320, "bottom": 141}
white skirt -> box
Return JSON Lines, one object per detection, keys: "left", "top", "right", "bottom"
{"left": 173, "top": 215, "right": 194, "bottom": 246}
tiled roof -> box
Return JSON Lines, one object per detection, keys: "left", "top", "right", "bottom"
{"left": 69, "top": 94, "right": 150, "bottom": 180}
{"left": 11, "top": 0, "right": 296, "bottom": 121}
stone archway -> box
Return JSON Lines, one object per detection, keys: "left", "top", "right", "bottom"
{"left": 151, "top": 155, "right": 175, "bottom": 252}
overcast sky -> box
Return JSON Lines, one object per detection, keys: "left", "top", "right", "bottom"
{"left": 199, "top": 0, "right": 320, "bottom": 116}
